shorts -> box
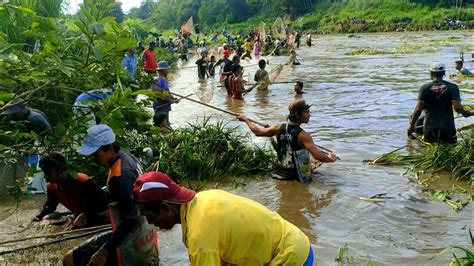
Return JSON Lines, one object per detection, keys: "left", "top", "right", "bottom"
{"left": 423, "top": 127, "right": 457, "bottom": 144}
{"left": 303, "top": 244, "right": 315, "bottom": 266}
{"left": 72, "top": 231, "right": 117, "bottom": 266}
{"left": 153, "top": 112, "right": 169, "bottom": 126}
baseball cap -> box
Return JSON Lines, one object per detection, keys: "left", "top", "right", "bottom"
{"left": 1, "top": 99, "right": 26, "bottom": 115}
{"left": 455, "top": 59, "right": 463, "bottom": 64}
{"left": 133, "top": 172, "right": 196, "bottom": 204}
{"left": 157, "top": 61, "right": 170, "bottom": 70}
{"left": 288, "top": 99, "right": 312, "bottom": 114}
{"left": 78, "top": 124, "right": 116, "bottom": 155}
{"left": 429, "top": 62, "right": 446, "bottom": 72}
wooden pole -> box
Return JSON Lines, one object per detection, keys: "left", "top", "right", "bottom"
{"left": 0, "top": 224, "right": 111, "bottom": 245}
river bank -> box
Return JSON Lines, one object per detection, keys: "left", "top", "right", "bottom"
{"left": 1, "top": 30, "right": 474, "bottom": 264}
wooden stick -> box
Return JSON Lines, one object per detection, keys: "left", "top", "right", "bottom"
{"left": 0, "top": 224, "right": 111, "bottom": 245}
{"left": 169, "top": 92, "right": 268, "bottom": 127}
{"left": 153, "top": 93, "right": 194, "bottom": 110}
{"left": 0, "top": 228, "right": 112, "bottom": 256}
{"left": 457, "top": 122, "right": 474, "bottom": 132}
{"left": 171, "top": 91, "right": 336, "bottom": 154}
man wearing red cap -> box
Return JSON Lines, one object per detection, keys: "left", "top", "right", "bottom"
{"left": 133, "top": 172, "right": 315, "bottom": 265}
{"left": 238, "top": 99, "right": 337, "bottom": 182}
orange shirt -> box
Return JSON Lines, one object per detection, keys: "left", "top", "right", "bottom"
{"left": 143, "top": 48, "right": 157, "bottom": 71}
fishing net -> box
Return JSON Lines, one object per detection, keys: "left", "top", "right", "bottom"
{"left": 283, "top": 14, "right": 291, "bottom": 25}
{"left": 272, "top": 17, "right": 286, "bottom": 40}
{"left": 195, "top": 81, "right": 214, "bottom": 104}
{"left": 184, "top": 16, "right": 195, "bottom": 36}
{"left": 259, "top": 22, "right": 267, "bottom": 41}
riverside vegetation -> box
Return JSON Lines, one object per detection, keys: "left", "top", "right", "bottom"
{"left": 0, "top": 0, "right": 274, "bottom": 203}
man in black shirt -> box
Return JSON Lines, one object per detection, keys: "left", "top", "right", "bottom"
{"left": 237, "top": 99, "right": 337, "bottom": 182}
{"left": 195, "top": 51, "right": 209, "bottom": 80}
{"left": 64, "top": 124, "right": 158, "bottom": 266}
{"left": 408, "top": 63, "right": 473, "bottom": 143}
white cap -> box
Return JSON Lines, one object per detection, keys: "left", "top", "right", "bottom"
{"left": 429, "top": 62, "right": 446, "bottom": 72}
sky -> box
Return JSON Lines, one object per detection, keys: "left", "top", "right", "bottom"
{"left": 64, "top": 0, "right": 141, "bottom": 14}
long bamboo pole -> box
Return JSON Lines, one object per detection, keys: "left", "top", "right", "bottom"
{"left": 0, "top": 224, "right": 112, "bottom": 245}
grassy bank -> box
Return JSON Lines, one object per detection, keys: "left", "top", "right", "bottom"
{"left": 212, "top": 0, "right": 474, "bottom": 35}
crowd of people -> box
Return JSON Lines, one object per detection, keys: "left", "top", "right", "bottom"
{"left": 1, "top": 19, "right": 473, "bottom": 265}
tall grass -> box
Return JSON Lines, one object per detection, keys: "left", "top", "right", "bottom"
{"left": 148, "top": 117, "right": 276, "bottom": 181}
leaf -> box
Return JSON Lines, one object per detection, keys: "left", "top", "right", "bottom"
{"left": 92, "top": 23, "right": 105, "bottom": 35}
{"left": 131, "top": 89, "right": 155, "bottom": 97}
{"left": 0, "top": 91, "right": 14, "bottom": 102}
{"left": 55, "top": 122, "right": 66, "bottom": 136}
{"left": 17, "top": 6, "right": 34, "bottom": 14}
{"left": 99, "top": 16, "right": 116, "bottom": 24}
{"left": 92, "top": 47, "right": 104, "bottom": 61}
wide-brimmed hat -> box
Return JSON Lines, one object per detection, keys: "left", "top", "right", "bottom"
{"left": 133, "top": 172, "right": 196, "bottom": 204}
{"left": 157, "top": 61, "right": 170, "bottom": 70}
{"left": 1, "top": 99, "right": 26, "bottom": 115}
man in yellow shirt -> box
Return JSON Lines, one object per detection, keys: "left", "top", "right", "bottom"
{"left": 133, "top": 172, "right": 314, "bottom": 265}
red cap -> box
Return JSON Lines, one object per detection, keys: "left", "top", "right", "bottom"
{"left": 133, "top": 172, "right": 196, "bottom": 204}
{"left": 223, "top": 50, "right": 231, "bottom": 57}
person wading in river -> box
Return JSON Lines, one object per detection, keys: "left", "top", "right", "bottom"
{"left": 229, "top": 64, "right": 250, "bottom": 100}
{"left": 408, "top": 62, "right": 473, "bottom": 144}
{"left": 294, "top": 81, "right": 304, "bottom": 96}
{"left": 238, "top": 99, "right": 337, "bottom": 182}
{"left": 142, "top": 42, "right": 157, "bottom": 75}
{"left": 152, "top": 61, "right": 178, "bottom": 129}
{"left": 64, "top": 124, "right": 158, "bottom": 266}
{"left": 454, "top": 60, "right": 472, "bottom": 75}
{"left": 34, "top": 152, "right": 108, "bottom": 228}
{"left": 133, "top": 171, "right": 315, "bottom": 266}
{"left": 254, "top": 59, "right": 270, "bottom": 90}
{"left": 195, "top": 50, "right": 209, "bottom": 80}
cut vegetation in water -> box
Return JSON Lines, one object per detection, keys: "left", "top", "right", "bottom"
{"left": 147, "top": 117, "right": 276, "bottom": 181}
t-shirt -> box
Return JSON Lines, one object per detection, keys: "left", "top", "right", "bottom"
{"left": 37, "top": 173, "right": 108, "bottom": 226}
{"left": 254, "top": 69, "right": 269, "bottom": 82}
{"left": 104, "top": 151, "right": 142, "bottom": 252}
{"left": 142, "top": 48, "right": 157, "bottom": 72}
{"left": 418, "top": 80, "right": 461, "bottom": 130}
{"left": 27, "top": 108, "right": 51, "bottom": 135}
{"left": 152, "top": 76, "right": 171, "bottom": 112}
{"left": 459, "top": 67, "right": 472, "bottom": 75}
{"left": 195, "top": 58, "right": 208, "bottom": 79}
{"left": 244, "top": 41, "right": 253, "bottom": 51}
{"left": 181, "top": 190, "right": 310, "bottom": 265}
{"left": 121, "top": 54, "right": 137, "bottom": 79}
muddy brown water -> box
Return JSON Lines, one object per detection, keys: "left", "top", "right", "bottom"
{"left": 1, "top": 31, "right": 474, "bottom": 265}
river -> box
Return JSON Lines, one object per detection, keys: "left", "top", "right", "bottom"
{"left": 1, "top": 31, "right": 474, "bottom": 265}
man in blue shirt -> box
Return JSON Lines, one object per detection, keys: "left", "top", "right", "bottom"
{"left": 151, "top": 61, "right": 177, "bottom": 129}
{"left": 121, "top": 48, "right": 137, "bottom": 80}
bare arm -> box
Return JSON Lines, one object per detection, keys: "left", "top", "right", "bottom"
{"left": 453, "top": 100, "right": 473, "bottom": 117}
{"left": 237, "top": 114, "right": 280, "bottom": 137}
{"left": 298, "top": 131, "right": 337, "bottom": 162}
{"left": 407, "top": 100, "right": 425, "bottom": 134}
